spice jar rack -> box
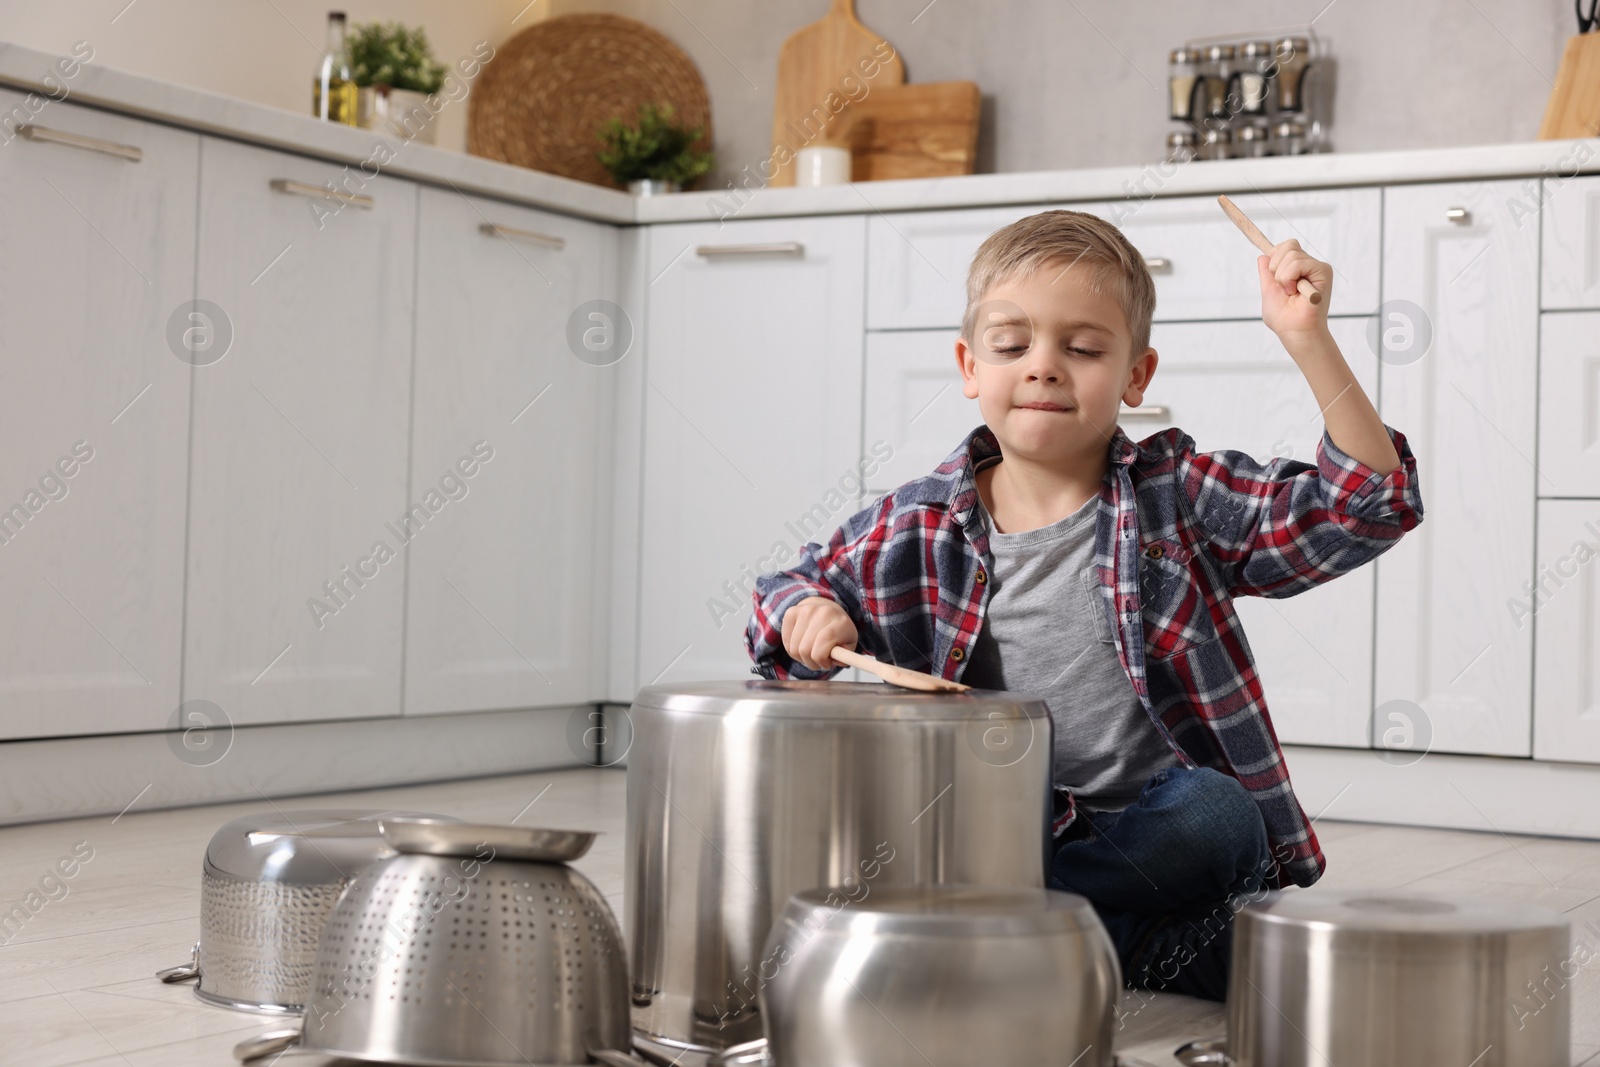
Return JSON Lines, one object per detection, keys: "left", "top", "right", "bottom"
{"left": 1165, "top": 32, "right": 1333, "bottom": 162}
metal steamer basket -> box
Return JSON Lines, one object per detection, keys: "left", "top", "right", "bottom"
{"left": 234, "top": 819, "right": 640, "bottom": 1066}
{"left": 158, "top": 808, "right": 455, "bottom": 1013}
{"left": 625, "top": 679, "right": 1055, "bottom": 1058}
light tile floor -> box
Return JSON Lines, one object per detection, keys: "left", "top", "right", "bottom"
{"left": 0, "top": 768, "right": 1596, "bottom": 1067}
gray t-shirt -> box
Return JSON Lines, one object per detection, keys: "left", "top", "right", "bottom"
{"left": 963, "top": 471, "right": 1181, "bottom": 811}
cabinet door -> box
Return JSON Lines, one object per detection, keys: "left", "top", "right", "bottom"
{"left": 861, "top": 329, "right": 982, "bottom": 493}
{"left": 1537, "top": 311, "right": 1600, "bottom": 497}
{"left": 185, "top": 138, "right": 417, "bottom": 725}
{"left": 1541, "top": 173, "right": 1600, "bottom": 310}
{"left": 1375, "top": 181, "right": 1539, "bottom": 757}
{"left": 1531, "top": 499, "right": 1600, "bottom": 761}
{"left": 639, "top": 216, "right": 866, "bottom": 685}
{"left": 1144, "top": 319, "right": 1378, "bottom": 748}
{"left": 404, "top": 188, "right": 615, "bottom": 714}
{"left": 0, "top": 94, "right": 195, "bottom": 738}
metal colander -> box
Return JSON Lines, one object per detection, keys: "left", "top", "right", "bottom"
{"left": 237, "top": 821, "right": 635, "bottom": 1067}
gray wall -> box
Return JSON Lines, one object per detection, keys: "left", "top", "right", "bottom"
{"left": 572, "top": 0, "right": 1579, "bottom": 192}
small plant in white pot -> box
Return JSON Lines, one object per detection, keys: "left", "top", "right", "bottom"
{"left": 597, "top": 102, "right": 714, "bottom": 195}
{"left": 349, "top": 20, "right": 447, "bottom": 144}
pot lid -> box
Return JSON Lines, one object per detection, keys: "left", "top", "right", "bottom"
{"left": 203, "top": 808, "right": 457, "bottom": 885}
{"left": 633, "top": 679, "right": 1050, "bottom": 722}
{"left": 777, "top": 885, "right": 1101, "bottom": 938}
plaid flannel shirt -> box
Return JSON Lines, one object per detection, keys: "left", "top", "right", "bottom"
{"left": 745, "top": 420, "right": 1424, "bottom": 890}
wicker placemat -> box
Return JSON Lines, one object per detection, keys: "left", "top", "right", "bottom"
{"left": 468, "top": 13, "right": 712, "bottom": 190}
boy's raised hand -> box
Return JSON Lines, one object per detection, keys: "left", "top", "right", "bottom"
{"left": 1257, "top": 238, "right": 1333, "bottom": 341}
{"left": 781, "top": 596, "right": 859, "bottom": 671}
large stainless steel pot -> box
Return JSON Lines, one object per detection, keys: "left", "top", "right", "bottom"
{"left": 157, "top": 808, "right": 454, "bottom": 1013}
{"left": 625, "top": 679, "right": 1054, "bottom": 1057}
{"left": 761, "top": 885, "right": 1120, "bottom": 1067}
{"left": 1226, "top": 889, "right": 1571, "bottom": 1066}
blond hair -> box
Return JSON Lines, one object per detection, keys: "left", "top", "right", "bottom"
{"left": 962, "top": 209, "right": 1156, "bottom": 360}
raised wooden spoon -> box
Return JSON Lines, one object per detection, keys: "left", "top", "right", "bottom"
{"left": 830, "top": 646, "right": 972, "bottom": 692}
{"left": 1217, "top": 193, "right": 1323, "bottom": 306}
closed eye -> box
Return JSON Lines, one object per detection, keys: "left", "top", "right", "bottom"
{"left": 1067, "top": 347, "right": 1103, "bottom": 358}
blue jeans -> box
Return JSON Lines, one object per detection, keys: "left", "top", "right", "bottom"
{"left": 1049, "top": 765, "right": 1274, "bottom": 1001}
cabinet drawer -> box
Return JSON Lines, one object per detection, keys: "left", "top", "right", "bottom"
{"left": 1541, "top": 173, "right": 1600, "bottom": 309}
{"left": 1538, "top": 311, "right": 1600, "bottom": 496}
{"left": 866, "top": 188, "right": 1380, "bottom": 332}
{"left": 1532, "top": 499, "right": 1600, "bottom": 762}
{"left": 1115, "top": 187, "right": 1380, "bottom": 321}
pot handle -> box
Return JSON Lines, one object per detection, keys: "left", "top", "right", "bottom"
{"left": 1174, "top": 1037, "right": 1231, "bottom": 1065}
{"left": 587, "top": 1047, "right": 650, "bottom": 1067}
{"left": 706, "top": 1038, "right": 774, "bottom": 1067}
{"left": 234, "top": 1028, "right": 302, "bottom": 1062}
{"left": 156, "top": 940, "right": 200, "bottom": 983}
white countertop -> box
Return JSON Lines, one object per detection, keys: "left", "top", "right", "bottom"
{"left": 5, "top": 39, "right": 1600, "bottom": 228}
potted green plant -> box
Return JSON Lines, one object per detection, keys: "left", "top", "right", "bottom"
{"left": 347, "top": 20, "right": 448, "bottom": 144}
{"left": 596, "top": 101, "right": 714, "bottom": 195}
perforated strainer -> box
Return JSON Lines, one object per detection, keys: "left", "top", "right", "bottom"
{"left": 235, "top": 823, "right": 638, "bottom": 1067}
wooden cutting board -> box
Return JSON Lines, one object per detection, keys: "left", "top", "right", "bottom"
{"left": 770, "top": 0, "right": 905, "bottom": 187}
{"left": 841, "top": 80, "right": 981, "bottom": 181}
{"left": 1539, "top": 32, "right": 1600, "bottom": 139}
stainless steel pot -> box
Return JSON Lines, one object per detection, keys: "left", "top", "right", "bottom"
{"left": 235, "top": 820, "right": 638, "bottom": 1066}
{"left": 1225, "top": 889, "right": 1571, "bottom": 1066}
{"left": 761, "top": 885, "right": 1120, "bottom": 1067}
{"left": 625, "top": 679, "right": 1054, "bottom": 1056}
{"left": 157, "top": 808, "right": 453, "bottom": 1013}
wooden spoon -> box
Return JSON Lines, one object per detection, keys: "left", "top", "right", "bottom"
{"left": 830, "top": 646, "right": 971, "bottom": 692}
{"left": 1217, "top": 193, "right": 1323, "bottom": 306}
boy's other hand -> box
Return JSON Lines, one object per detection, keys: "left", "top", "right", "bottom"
{"left": 1257, "top": 238, "right": 1333, "bottom": 342}
{"left": 781, "top": 596, "right": 859, "bottom": 671}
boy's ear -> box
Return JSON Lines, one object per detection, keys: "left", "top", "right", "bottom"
{"left": 1122, "top": 346, "right": 1158, "bottom": 405}
{"left": 955, "top": 335, "right": 980, "bottom": 399}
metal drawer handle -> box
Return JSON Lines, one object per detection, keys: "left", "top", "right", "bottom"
{"left": 695, "top": 242, "right": 805, "bottom": 258}
{"left": 16, "top": 124, "right": 142, "bottom": 162}
{"left": 1119, "top": 404, "right": 1170, "bottom": 419}
{"left": 479, "top": 223, "right": 565, "bottom": 250}
{"left": 1445, "top": 207, "right": 1471, "bottom": 225}
{"left": 269, "top": 178, "right": 374, "bottom": 209}
{"left": 1143, "top": 256, "right": 1172, "bottom": 273}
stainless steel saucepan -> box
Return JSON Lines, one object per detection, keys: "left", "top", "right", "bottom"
{"left": 1221, "top": 888, "right": 1571, "bottom": 1066}
{"left": 762, "top": 884, "right": 1120, "bottom": 1067}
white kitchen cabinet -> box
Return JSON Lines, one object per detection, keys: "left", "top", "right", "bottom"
{"left": 403, "top": 187, "right": 617, "bottom": 715}
{"left": 1375, "top": 180, "right": 1540, "bottom": 757}
{"left": 1531, "top": 499, "right": 1600, "bottom": 762}
{"left": 0, "top": 94, "right": 195, "bottom": 738}
{"left": 861, "top": 329, "right": 982, "bottom": 492}
{"left": 184, "top": 137, "right": 417, "bottom": 725}
{"left": 865, "top": 189, "right": 1380, "bottom": 331}
{"left": 1537, "top": 311, "right": 1600, "bottom": 497}
{"left": 638, "top": 215, "right": 866, "bottom": 685}
{"left": 1541, "top": 173, "right": 1600, "bottom": 310}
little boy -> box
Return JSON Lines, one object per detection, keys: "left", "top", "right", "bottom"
{"left": 743, "top": 209, "right": 1424, "bottom": 1002}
